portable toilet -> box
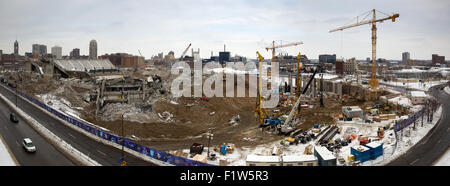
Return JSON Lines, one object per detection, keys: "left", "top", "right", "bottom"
{"left": 364, "top": 142, "right": 383, "bottom": 160}
{"left": 351, "top": 145, "right": 371, "bottom": 163}
{"left": 220, "top": 144, "right": 228, "bottom": 155}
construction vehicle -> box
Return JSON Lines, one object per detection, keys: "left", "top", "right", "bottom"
{"left": 358, "top": 136, "right": 371, "bottom": 145}
{"left": 330, "top": 9, "right": 399, "bottom": 99}
{"left": 377, "top": 127, "right": 385, "bottom": 139}
{"left": 280, "top": 65, "right": 323, "bottom": 134}
{"left": 179, "top": 43, "right": 192, "bottom": 61}
{"left": 260, "top": 116, "right": 282, "bottom": 128}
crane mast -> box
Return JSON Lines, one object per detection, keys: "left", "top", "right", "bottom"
{"left": 329, "top": 9, "right": 399, "bottom": 92}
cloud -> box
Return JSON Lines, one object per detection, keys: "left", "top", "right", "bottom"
{"left": 0, "top": 0, "right": 449, "bottom": 60}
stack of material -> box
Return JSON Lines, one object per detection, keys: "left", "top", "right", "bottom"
{"left": 219, "top": 159, "right": 228, "bottom": 166}
{"left": 191, "top": 154, "right": 207, "bottom": 163}
{"left": 304, "top": 144, "right": 313, "bottom": 155}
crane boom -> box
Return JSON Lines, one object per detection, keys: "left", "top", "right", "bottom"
{"left": 329, "top": 13, "right": 399, "bottom": 33}
{"left": 180, "top": 43, "right": 192, "bottom": 60}
{"left": 265, "top": 41, "right": 303, "bottom": 50}
{"left": 280, "top": 65, "right": 322, "bottom": 133}
{"left": 329, "top": 9, "right": 399, "bottom": 93}
{"left": 265, "top": 41, "right": 303, "bottom": 62}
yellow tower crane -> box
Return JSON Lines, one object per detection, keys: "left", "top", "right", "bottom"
{"left": 256, "top": 51, "right": 270, "bottom": 125}
{"left": 265, "top": 41, "right": 303, "bottom": 62}
{"left": 296, "top": 52, "right": 302, "bottom": 98}
{"left": 329, "top": 9, "right": 399, "bottom": 99}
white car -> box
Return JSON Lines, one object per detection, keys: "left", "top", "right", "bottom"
{"left": 22, "top": 138, "right": 36, "bottom": 153}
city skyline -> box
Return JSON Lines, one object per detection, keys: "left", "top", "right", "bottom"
{"left": 0, "top": 0, "right": 449, "bottom": 60}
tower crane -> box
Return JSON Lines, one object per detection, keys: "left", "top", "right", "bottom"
{"left": 296, "top": 52, "right": 302, "bottom": 98}
{"left": 265, "top": 41, "right": 303, "bottom": 62}
{"left": 256, "top": 51, "right": 270, "bottom": 125}
{"left": 329, "top": 9, "right": 399, "bottom": 93}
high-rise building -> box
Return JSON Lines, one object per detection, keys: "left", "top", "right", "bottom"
{"left": 319, "top": 54, "right": 337, "bottom": 64}
{"left": 51, "top": 46, "right": 62, "bottom": 59}
{"left": 39, "top": 45, "right": 47, "bottom": 56}
{"left": 14, "top": 40, "right": 19, "bottom": 56}
{"left": 402, "top": 52, "right": 410, "bottom": 64}
{"left": 336, "top": 61, "right": 344, "bottom": 75}
{"left": 32, "top": 44, "right": 40, "bottom": 55}
{"left": 432, "top": 54, "right": 445, "bottom": 66}
{"left": 89, "top": 40, "right": 98, "bottom": 59}
{"left": 70, "top": 48, "right": 80, "bottom": 59}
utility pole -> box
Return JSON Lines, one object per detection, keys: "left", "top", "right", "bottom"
{"left": 15, "top": 82, "right": 18, "bottom": 107}
{"left": 121, "top": 114, "right": 126, "bottom": 166}
{"left": 320, "top": 72, "right": 324, "bottom": 107}
{"left": 206, "top": 130, "right": 214, "bottom": 159}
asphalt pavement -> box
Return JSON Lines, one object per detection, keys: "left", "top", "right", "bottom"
{"left": 0, "top": 99, "right": 75, "bottom": 166}
{"left": 0, "top": 85, "right": 156, "bottom": 166}
{"left": 388, "top": 86, "right": 450, "bottom": 166}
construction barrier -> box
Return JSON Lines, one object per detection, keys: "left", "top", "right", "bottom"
{"left": 393, "top": 100, "right": 439, "bottom": 133}
{"left": 1, "top": 82, "right": 213, "bottom": 166}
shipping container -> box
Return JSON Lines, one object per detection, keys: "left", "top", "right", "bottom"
{"left": 364, "top": 142, "right": 383, "bottom": 160}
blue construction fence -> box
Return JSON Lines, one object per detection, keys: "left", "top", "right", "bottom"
{"left": 393, "top": 100, "right": 439, "bottom": 133}
{"left": 1, "top": 82, "right": 213, "bottom": 166}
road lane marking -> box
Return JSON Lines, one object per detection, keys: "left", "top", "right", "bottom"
{"left": 4, "top": 125, "right": 8, "bottom": 130}
{"left": 97, "top": 150, "right": 107, "bottom": 157}
{"left": 15, "top": 140, "right": 20, "bottom": 147}
{"left": 447, "top": 127, "right": 450, "bottom": 132}
{"left": 68, "top": 133, "right": 76, "bottom": 139}
{"left": 410, "top": 158, "right": 420, "bottom": 165}
{"left": 438, "top": 139, "right": 441, "bottom": 144}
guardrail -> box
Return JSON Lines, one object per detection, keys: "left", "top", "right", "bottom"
{"left": 1, "top": 82, "right": 213, "bottom": 166}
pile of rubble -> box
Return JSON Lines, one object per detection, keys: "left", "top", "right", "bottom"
{"left": 98, "top": 103, "right": 159, "bottom": 123}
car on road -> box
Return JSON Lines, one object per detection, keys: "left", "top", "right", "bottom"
{"left": 22, "top": 138, "right": 36, "bottom": 153}
{"left": 10, "top": 113, "right": 18, "bottom": 123}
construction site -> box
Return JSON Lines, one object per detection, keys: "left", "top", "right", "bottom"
{"left": 1, "top": 9, "right": 449, "bottom": 166}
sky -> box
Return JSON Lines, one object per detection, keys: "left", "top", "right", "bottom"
{"left": 0, "top": 0, "right": 449, "bottom": 60}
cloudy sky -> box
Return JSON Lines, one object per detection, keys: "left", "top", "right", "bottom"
{"left": 0, "top": 0, "right": 449, "bottom": 60}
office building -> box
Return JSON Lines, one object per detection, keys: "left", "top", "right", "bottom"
{"left": 319, "top": 54, "right": 336, "bottom": 64}
{"left": 32, "top": 44, "right": 40, "bottom": 55}
{"left": 14, "top": 40, "right": 19, "bottom": 56}
{"left": 432, "top": 54, "right": 445, "bottom": 66}
{"left": 51, "top": 46, "right": 62, "bottom": 59}
{"left": 336, "top": 61, "right": 344, "bottom": 75}
{"left": 99, "top": 53, "right": 144, "bottom": 68}
{"left": 39, "top": 45, "right": 47, "bottom": 56}
{"left": 70, "top": 48, "right": 80, "bottom": 59}
{"left": 402, "top": 52, "right": 410, "bottom": 64}
{"left": 89, "top": 39, "right": 98, "bottom": 59}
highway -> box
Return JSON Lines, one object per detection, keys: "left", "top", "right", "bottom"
{"left": 0, "top": 85, "right": 156, "bottom": 166}
{"left": 388, "top": 86, "right": 450, "bottom": 166}
{"left": 0, "top": 99, "right": 75, "bottom": 165}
